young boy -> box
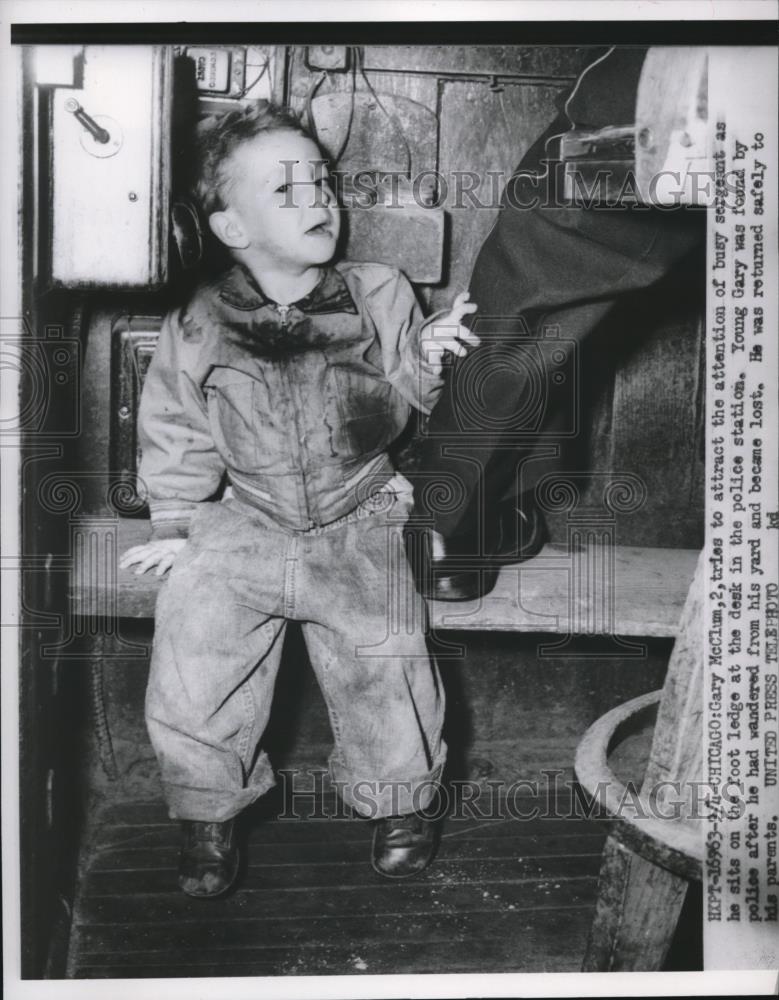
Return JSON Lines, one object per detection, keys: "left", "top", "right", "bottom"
{"left": 120, "top": 103, "right": 478, "bottom": 897}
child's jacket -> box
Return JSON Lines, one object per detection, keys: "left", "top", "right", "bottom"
{"left": 138, "top": 261, "right": 444, "bottom": 536}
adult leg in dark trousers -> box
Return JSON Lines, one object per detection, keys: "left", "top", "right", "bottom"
{"left": 406, "top": 47, "right": 705, "bottom": 600}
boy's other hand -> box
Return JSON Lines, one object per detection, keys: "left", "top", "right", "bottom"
{"left": 420, "top": 291, "right": 479, "bottom": 374}
{"left": 119, "top": 538, "right": 187, "bottom": 576}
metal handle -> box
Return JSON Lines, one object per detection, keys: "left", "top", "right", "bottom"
{"left": 64, "top": 98, "right": 111, "bottom": 145}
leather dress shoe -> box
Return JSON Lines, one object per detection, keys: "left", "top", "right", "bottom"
{"left": 371, "top": 812, "right": 438, "bottom": 879}
{"left": 178, "top": 820, "right": 239, "bottom": 898}
{"left": 404, "top": 494, "right": 548, "bottom": 602}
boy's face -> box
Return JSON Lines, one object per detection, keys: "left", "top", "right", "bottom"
{"left": 215, "top": 131, "right": 340, "bottom": 270}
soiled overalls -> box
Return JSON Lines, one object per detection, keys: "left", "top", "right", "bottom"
{"left": 139, "top": 261, "right": 447, "bottom": 822}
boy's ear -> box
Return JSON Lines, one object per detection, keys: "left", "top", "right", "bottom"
{"left": 208, "top": 210, "right": 249, "bottom": 250}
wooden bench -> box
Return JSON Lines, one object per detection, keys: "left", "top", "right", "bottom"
{"left": 69, "top": 516, "right": 699, "bottom": 637}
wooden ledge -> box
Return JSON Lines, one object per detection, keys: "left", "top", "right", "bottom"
{"left": 69, "top": 518, "right": 698, "bottom": 636}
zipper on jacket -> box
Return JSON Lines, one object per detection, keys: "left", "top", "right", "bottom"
{"left": 279, "top": 355, "right": 314, "bottom": 527}
{"left": 276, "top": 304, "right": 290, "bottom": 327}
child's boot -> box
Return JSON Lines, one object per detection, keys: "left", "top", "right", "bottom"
{"left": 371, "top": 812, "right": 438, "bottom": 879}
{"left": 178, "top": 820, "right": 239, "bottom": 898}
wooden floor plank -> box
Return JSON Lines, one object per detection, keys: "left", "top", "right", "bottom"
{"left": 88, "top": 832, "right": 606, "bottom": 872}
{"left": 94, "top": 815, "right": 607, "bottom": 846}
{"left": 83, "top": 852, "right": 602, "bottom": 895}
{"left": 100, "top": 792, "right": 601, "bottom": 827}
{"left": 94, "top": 833, "right": 604, "bottom": 871}
{"left": 79, "top": 874, "right": 597, "bottom": 923}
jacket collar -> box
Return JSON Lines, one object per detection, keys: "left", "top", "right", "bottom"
{"left": 218, "top": 263, "right": 358, "bottom": 315}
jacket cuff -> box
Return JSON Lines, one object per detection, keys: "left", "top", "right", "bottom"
{"left": 148, "top": 500, "right": 199, "bottom": 540}
{"left": 407, "top": 311, "right": 448, "bottom": 413}
{"left": 418, "top": 311, "right": 451, "bottom": 372}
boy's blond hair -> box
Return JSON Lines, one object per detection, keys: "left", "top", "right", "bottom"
{"left": 192, "top": 101, "right": 311, "bottom": 216}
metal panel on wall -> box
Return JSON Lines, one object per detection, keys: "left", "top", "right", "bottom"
{"left": 49, "top": 46, "right": 171, "bottom": 288}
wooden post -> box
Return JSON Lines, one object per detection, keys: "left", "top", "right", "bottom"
{"left": 582, "top": 550, "right": 705, "bottom": 971}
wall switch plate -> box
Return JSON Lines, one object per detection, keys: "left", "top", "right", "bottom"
{"left": 306, "top": 45, "right": 349, "bottom": 71}
{"left": 183, "top": 46, "right": 247, "bottom": 96}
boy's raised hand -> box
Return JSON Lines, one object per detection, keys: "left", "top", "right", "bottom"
{"left": 119, "top": 538, "right": 187, "bottom": 576}
{"left": 420, "top": 291, "right": 480, "bottom": 374}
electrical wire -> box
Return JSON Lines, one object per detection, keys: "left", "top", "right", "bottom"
{"left": 330, "top": 51, "right": 357, "bottom": 165}
{"left": 562, "top": 45, "right": 616, "bottom": 129}
{"left": 287, "top": 45, "right": 299, "bottom": 112}
{"left": 505, "top": 45, "right": 618, "bottom": 188}
{"left": 303, "top": 48, "right": 356, "bottom": 171}
{"left": 541, "top": 45, "right": 617, "bottom": 165}
{"left": 304, "top": 69, "right": 329, "bottom": 147}
{"left": 238, "top": 55, "right": 270, "bottom": 99}
{"left": 355, "top": 46, "right": 412, "bottom": 178}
